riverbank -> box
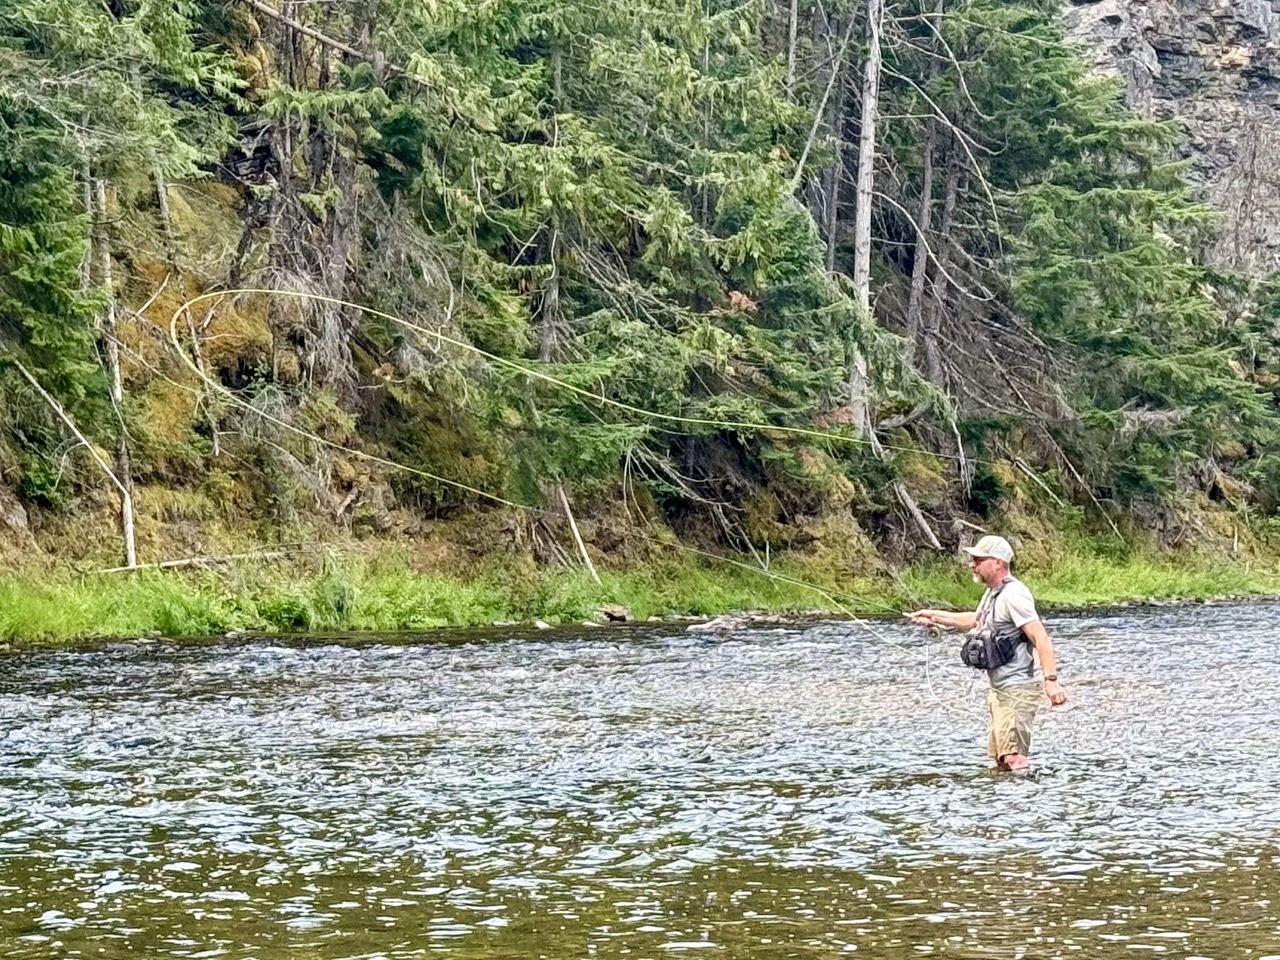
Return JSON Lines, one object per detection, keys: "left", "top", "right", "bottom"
{"left": 2, "top": 541, "right": 1279, "bottom": 645}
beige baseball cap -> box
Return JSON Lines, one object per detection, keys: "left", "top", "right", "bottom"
{"left": 962, "top": 535, "right": 1014, "bottom": 563}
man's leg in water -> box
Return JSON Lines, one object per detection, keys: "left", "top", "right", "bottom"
{"left": 988, "top": 683, "right": 1040, "bottom": 770}
{"left": 1001, "top": 752, "right": 1030, "bottom": 771}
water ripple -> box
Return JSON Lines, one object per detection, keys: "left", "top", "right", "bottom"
{"left": 1, "top": 605, "right": 1278, "bottom": 956}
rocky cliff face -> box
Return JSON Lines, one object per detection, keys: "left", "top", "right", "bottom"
{"left": 1064, "top": 0, "right": 1280, "bottom": 273}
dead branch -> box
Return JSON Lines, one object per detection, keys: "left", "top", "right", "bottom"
{"left": 238, "top": 0, "right": 398, "bottom": 74}
{"left": 97, "top": 550, "right": 293, "bottom": 575}
{"left": 894, "top": 479, "right": 943, "bottom": 550}
{"left": 558, "top": 485, "right": 602, "bottom": 584}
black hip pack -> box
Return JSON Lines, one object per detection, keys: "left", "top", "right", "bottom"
{"left": 960, "top": 577, "right": 1028, "bottom": 670}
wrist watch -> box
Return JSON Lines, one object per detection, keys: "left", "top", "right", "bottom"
{"left": 1044, "top": 673, "right": 1058, "bottom": 682}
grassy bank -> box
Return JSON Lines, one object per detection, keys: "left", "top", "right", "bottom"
{"left": 2, "top": 543, "right": 1280, "bottom": 645}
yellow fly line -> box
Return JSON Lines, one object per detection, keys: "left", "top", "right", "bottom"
{"left": 158, "top": 286, "right": 979, "bottom": 716}
{"left": 166, "top": 291, "right": 527, "bottom": 509}
{"left": 168, "top": 287, "right": 894, "bottom": 449}
{"left": 163, "top": 285, "right": 919, "bottom": 616}
{"left": 160, "top": 286, "right": 948, "bottom": 605}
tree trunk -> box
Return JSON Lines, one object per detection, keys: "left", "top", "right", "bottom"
{"left": 907, "top": 0, "right": 944, "bottom": 347}
{"left": 323, "top": 145, "right": 359, "bottom": 391}
{"left": 559, "top": 486, "right": 601, "bottom": 585}
{"left": 847, "top": 0, "right": 884, "bottom": 435}
{"left": 282, "top": 0, "right": 304, "bottom": 88}
{"left": 93, "top": 177, "right": 137, "bottom": 569}
{"left": 923, "top": 146, "right": 962, "bottom": 385}
{"left": 13, "top": 361, "right": 138, "bottom": 564}
{"left": 849, "top": 0, "right": 883, "bottom": 309}
{"left": 905, "top": 119, "right": 937, "bottom": 343}
{"left": 79, "top": 157, "right": 93, "bottom": 292}
{"left": 823, "top": 62, "right": 846, "bottom": 273}
{"left": 786, "top": 0, "right": 800, "bottom": 97}
{"left": 538, "top": 229, "right": 565, "bottom": 362}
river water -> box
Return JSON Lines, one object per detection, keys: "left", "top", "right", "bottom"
{"left": 0, "top": 605, "right": 1277, "bottom": 958}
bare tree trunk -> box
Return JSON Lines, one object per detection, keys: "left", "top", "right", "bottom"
{"left": 894, "top": 479, "right": 942, "bottom": 549}
{"left": 323, "top": 146, "right": 359, "bottom": 388}
{"left": 95, "top": 181, "right": 122, "bottom": 408}
{"left": 282, "top": 0, "right": 304, "bottom": 87}
{"left": 538, "top": 229, "right": 564, "bottom": 362}
{"left": 327, "top": 171, "right": 357, "bottom": 290}
{"left": 906, "top": 0, "right": 944, "bottom": 346}
{"left": 79, "top": 157, "right": 93, "bottom": 292}
{"left": 906, "top": 120, "right": 937, "bottom": 344}
{"left": 93, "top": 178, "right": 137, "bottom": 569}
{"left": 923, "top": 147, "right": 961, "bottom": 385}
{"left": 824, "top": 53, "right": 846, "bottom": 274}
{"left": 850, "top": 0, "right": 935, "bottom": 545}
{"left": 559, "top": 486, "right": 601, "bottom": 585}
{"left": 791, "top": 14, "right": 859, "bottom": 193}
{"left": 13, "top": 362, "right": 137, "bottom": 560}
{"left": 847, "top": 0, "right": 884, "bottom": 436}
{"left": 786, "top": 0, "right": 800, "bottom": 97}
{"left": 850, "top": 0, "right": 882, "bottom": 309}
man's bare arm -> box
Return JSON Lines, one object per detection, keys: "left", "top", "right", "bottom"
{"left": 906, "top": 609, "right": 977, "bottom": 631}
{"left": 1022, "top": 619, "right": 1067, "bottom": 705}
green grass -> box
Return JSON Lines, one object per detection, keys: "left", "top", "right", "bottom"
{"left": 897, "top": 550, "right": 1280, "bottom": 612}
{"left": 1, "top": 544, "right": 1278, "bottom": 645}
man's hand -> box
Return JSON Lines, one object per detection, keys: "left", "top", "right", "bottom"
{"left": 906, "top": 609, "right": 945, "bottom": 628}
{"left": 1044, "top": 678, "right": 1067, "bottom": 706}
{"left": 906, "top": 609, "right": 977, "bottom": 631}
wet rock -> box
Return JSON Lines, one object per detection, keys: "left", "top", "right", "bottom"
{"left": 594, "top": 604, "right": 633, "bottom": 623}
{"left": 686, "top": 612, "right": 793, "bottom": 634}
{"left": 687, "top": 614, "right": 747, "bottom": 634}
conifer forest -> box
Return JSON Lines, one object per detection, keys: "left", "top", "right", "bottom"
{"left": 3, "top": 0, "right": 1280, "bottom": 631}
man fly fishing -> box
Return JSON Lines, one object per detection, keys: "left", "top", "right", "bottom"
{"left": 906, "top": 535, "right": 1067, "bottom": 771}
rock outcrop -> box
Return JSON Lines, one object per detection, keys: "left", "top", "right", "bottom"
{"left": 1064, "top": 0, "right": 1280, "bottom": 273}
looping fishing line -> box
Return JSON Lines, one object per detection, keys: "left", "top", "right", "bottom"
{"left": 161, "top": 288, "right": 995, "bottom": 718}
{"left": 169, "top": 288, "right": 1004, "bottom": 466}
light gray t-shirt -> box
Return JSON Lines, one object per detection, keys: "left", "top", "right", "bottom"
{"left": 973, "top": 577, "right": 1040, "bottom": 689}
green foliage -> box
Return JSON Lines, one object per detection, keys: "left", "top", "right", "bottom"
{"left": 853, "top": 0, "right": 1280, "bottom": 513}
{"left": 1002, "top": 61, "right": 1268, "bottom": 488}
{"left": 0, "top": 100, "right": 100, "bottom": 399}
{"left": 343, "top": 0, "right": 872, "bottom": 508}
{"left": 2, "top": 0, "right": 1280, "bottom": 568}
{"left": 15, "top": 455, "right": 71, "bottom": 510}
{"left": 0, "top": 0, "right": 240, "bottom": 505}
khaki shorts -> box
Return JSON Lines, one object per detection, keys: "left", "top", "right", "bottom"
{"left": 987, "top": 682, "right": 1041, "bottom": 759}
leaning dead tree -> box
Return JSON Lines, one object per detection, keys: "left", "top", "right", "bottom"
{"left": 92, "top": 176, "right": 137, "bottom": 569}
{"left": 13, "top": 360, "right": 136, "bottom": 567}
